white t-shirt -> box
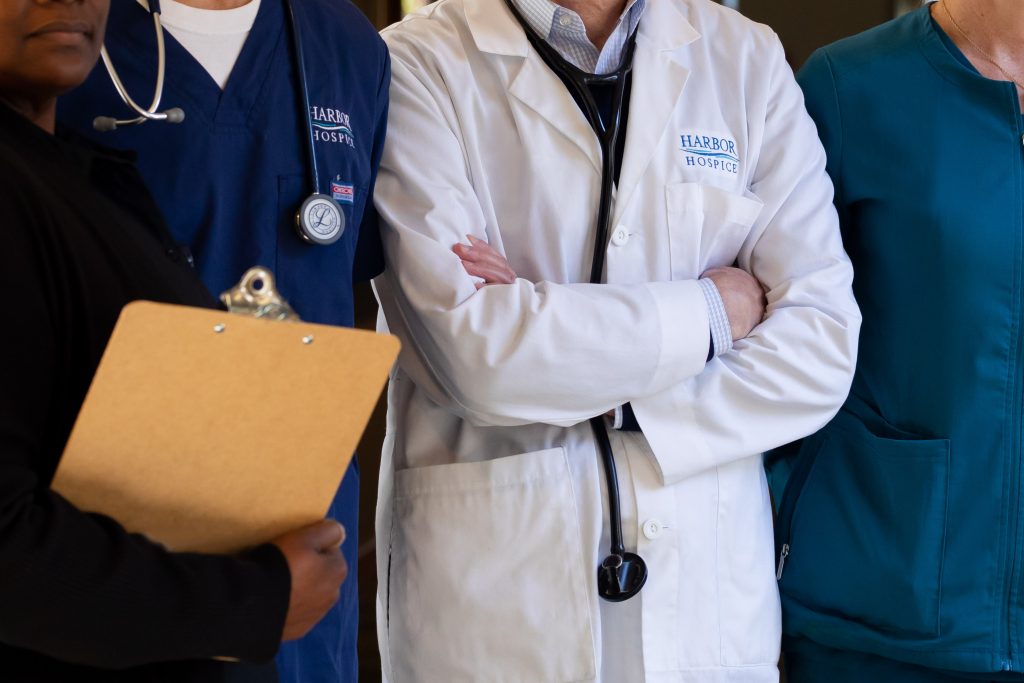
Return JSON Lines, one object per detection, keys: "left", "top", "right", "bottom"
{"left": 139, "top": 0, "right": 261, "bottom": 90}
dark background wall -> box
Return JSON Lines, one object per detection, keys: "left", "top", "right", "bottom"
{"left": 348, "top": 1, "right": 915, "bottom": 679}
{"left": 742, "top": 0, "right": 896, "bottom": 67}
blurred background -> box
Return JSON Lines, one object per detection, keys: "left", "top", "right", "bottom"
{"left": 349, "top": 0, "right": 924, "bottom": 679}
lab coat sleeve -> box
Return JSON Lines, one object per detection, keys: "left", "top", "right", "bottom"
{"left": 631, "top": 35, "right": 861, "bottom": 485}
{"left": 764, "top": 47, "right": 847, "bottom": 493}
{"left": 373, "top": 53, "right": 710, "bottom": 428}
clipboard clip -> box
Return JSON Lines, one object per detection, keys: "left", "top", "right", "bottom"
{"left": 220, "top": 267, "right": 300, "bottom": 322}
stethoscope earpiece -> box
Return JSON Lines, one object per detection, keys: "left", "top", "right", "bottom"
{"left": 597, "top": 552, "right": 648, "bottom": 603}
{"left": 94, "top": 6, "right": 186, "bottom": 132}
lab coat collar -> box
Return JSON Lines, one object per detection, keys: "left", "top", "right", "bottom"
{"left": 464, "top": 0, "right": 700, "bottom": 58}
{"left": 463, "top": 0, "right": 529, "bottom": 58}
{"left": 465, "top": 0, "right": 701, "bottom": 180}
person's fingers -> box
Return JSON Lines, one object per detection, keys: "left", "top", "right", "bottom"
{"left": 455, "top": 237, "right": 516, "bottom": 283}
{"left": 460, "top": 235, "right": 505, "bottom": 259}
{"left": 475, "top": 249, "right": 512, "bottom": 269}
{"left": 305, "top": 520, "right": 346, "bottom": 552}
{"left": 469, "top": 261, "right": 516, "bottom": 282}
{"left": 461, "top": 260, "right": 485, "bottom": 276}
{"left": 466, "top": 259, "right": 515, "bottom": 281}
{"left": 454, "top": 241, "right": 505, "bottom": 266}
{"left": 462, "top": 261, "right": 515, "bottom": 284}
{"left": 455, "top": 235, "right": 492, "bottom": 253}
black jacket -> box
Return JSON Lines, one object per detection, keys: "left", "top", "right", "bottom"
{"left": 0, "top": 102, "right": 289, "bottom": 681}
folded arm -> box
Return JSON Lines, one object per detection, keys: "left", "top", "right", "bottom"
{"left": 373, "top": 53, "right": 727, "bottom": 428}
{"left": 630, "top": 36, "right": 861, "bottom": 484}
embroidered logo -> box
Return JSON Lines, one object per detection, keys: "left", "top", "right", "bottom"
{"left": 680, "top": 132, "right": 740, "bottom": 175}
{"left": 331, "top": 180, "right": 355, "bottom": 204}
{"left": 311, "top": 105, "right": 355, "bottom": 148}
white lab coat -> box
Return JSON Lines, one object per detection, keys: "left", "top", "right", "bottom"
{"left": 372, "top": 0, "right": 860, "bottom": 680}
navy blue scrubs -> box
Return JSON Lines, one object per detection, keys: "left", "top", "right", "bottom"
{"left": 59, "top": 1, "right": 389, "bottom": 681}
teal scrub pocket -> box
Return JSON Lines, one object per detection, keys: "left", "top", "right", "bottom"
{"left": 779, "top": 405, "right": 950, "bottom": 638}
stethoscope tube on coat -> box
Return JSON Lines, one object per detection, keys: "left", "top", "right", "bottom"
{"left": 93, "top": 0, "right": 185, "bottom": 132}
{"left": 504, "top": 0, "right": 647, "bottom": 602}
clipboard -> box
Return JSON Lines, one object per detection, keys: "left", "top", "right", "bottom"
{"left": 52, "top": 300, "right": 400, "bottom": 554}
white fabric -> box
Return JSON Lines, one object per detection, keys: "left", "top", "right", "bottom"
{"left": 373, "top": 0, "right": 861, "bottom": 681}
{"left": 146, "top": 0, "right": 261, "bottom": 90}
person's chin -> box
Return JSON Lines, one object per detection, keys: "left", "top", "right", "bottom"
{"left": 29, "top": 49, "right": 101, "bottom": 93}
{"left": 39, "top": 65, "right": 99, "bottom": 98}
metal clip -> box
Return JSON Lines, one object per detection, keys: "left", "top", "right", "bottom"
{"left": 776, "top": 543, "right": 790, "bottom": 581}
{"left": 220, "top": 266, "right": 300, "bottom": 322}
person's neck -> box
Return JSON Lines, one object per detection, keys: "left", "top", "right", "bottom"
{"left": 172, "top": 0, "right": 255, "bottom": 9}
{"left": 941, "top": 0, "right": 1024, "bottom": 65}
{"left": 555, "top": 0, "right": 628, "bottom": 50}
{"left": 0, "top": 95, "right": 56, "bottom": 134}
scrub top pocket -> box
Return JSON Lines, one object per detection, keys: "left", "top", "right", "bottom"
{"left": 274, "top": 173, "right": 364, "bottom": 324}
{"left": 779, "top": 403, "right": 951, "bottom": 639}
{"left": 665, "top": 182, "right": 763, "bottom": 279}
{"left": 387, "top": 447, "right": 597, "bottom": 683}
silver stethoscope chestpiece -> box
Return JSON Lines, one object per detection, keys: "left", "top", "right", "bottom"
{"left": 295, "top": 193, "right": 346, "bottom": 246}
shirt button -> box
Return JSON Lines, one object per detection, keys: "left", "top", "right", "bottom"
{"left": 558, "top": 14, "right": 572, "bottom": 27}
{"left": 611, "top": 226, "right": 630, "bottom": 247}
{"left": 642, "top": 519, "right": 663, "bottom": 540}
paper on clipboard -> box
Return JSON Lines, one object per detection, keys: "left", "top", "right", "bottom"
{"left": 52, "top": 301, "right": 399, "bottom": 554}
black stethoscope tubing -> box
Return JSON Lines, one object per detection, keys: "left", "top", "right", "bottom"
{"left": 504, "top": 0, "right": 647, "bottom": 603}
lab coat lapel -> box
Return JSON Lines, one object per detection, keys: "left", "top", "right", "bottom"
{"left": 614, "top": 0, "right": 700, "bottom": 227}
{"left": 465, "top": 0, "right": 602, "bottom": 175}
{"left": 509, "top": 58, "right": 602, "bottom": 175}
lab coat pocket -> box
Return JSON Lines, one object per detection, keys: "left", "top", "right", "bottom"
{"left": 665, "top": 183, "right": 763, "bottom": 279}
{"left": 778, "top": 404, "right": 950, "bottom": 638}
{"left": 388, "top": 447, "right": 596, "bottom": 683}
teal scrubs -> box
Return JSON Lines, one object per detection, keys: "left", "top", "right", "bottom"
{"left": 768, "top": 4, "right": 1024, "bottom": 679}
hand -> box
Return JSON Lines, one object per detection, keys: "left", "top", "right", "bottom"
{"left": 702, "top": 266, "right": 767, "bottom": 341}
{"left": 272, "top": 520, "right": 348, "bottom": 642}
{"left": 453, "top": 234, "right": 517, "bottom": 288}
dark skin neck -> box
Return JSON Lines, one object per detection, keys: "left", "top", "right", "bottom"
{"left": 0, "top": 93, "right": 56, "bottom": 133}
{"left": 556, "top": 0, "right": 629, "bottom": 50}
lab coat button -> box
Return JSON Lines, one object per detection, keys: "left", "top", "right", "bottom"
{"left": 642, "top": 519, "right": 663, "bottom": 540}
{"left": 611, "top": 226, "right": 630, "bottom": 247}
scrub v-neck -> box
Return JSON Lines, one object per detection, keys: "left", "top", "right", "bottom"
{"left": 110, "top": 0, "right": 287, "bottom": 127}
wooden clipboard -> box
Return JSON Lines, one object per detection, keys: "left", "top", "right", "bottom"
{"left": 52, "top": 301, "right": 399, "bottom": 554}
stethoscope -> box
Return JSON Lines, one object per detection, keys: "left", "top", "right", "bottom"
{"left": 93, "top": 0, "right": 345, "bottom": 246}
{"left": 504, "top": 0, "right": 648, "bottom": 603}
